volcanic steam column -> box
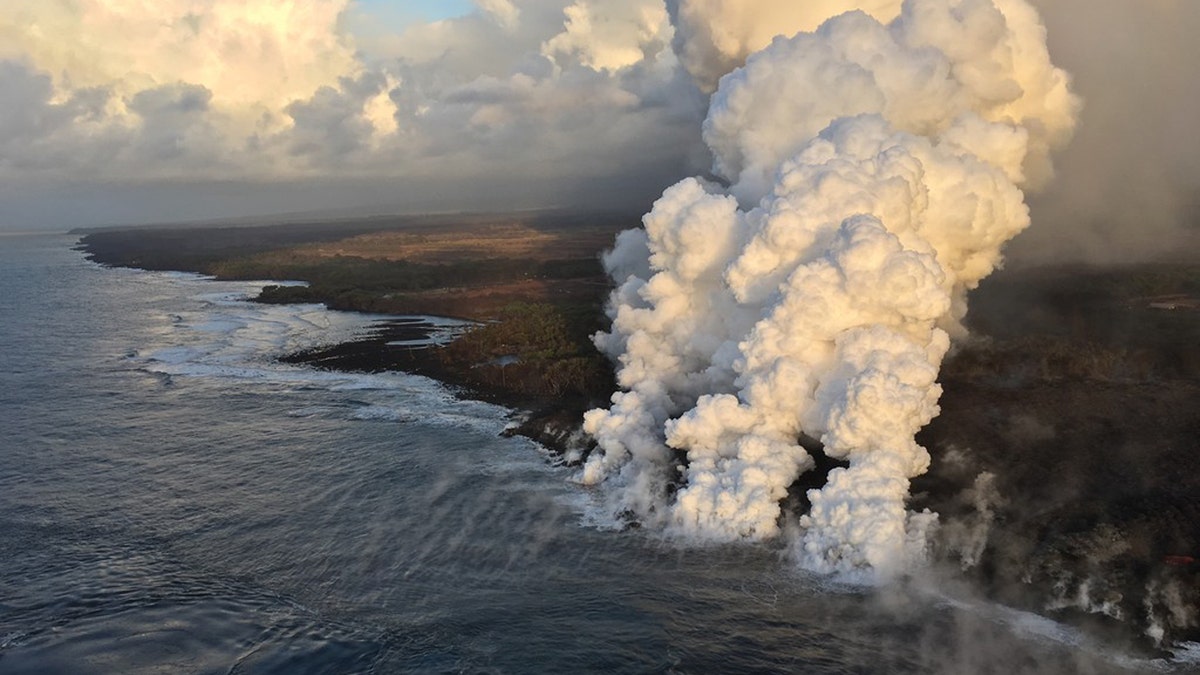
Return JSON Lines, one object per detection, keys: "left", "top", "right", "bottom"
{"left": 583, "top": 0, "right": 1078, "bottom": 578}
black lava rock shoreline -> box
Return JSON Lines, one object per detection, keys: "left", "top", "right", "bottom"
{"left": 77, "top": 229, "right": 1200, "bottom": 653}
{"left": 279, "top": 316, "right": 597, "bottom": 458}
{"left": 287, "top": 313, "right": 1200, "bottom": 653}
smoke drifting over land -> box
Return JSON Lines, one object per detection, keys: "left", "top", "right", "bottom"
{"left": 583, "top": 0, "right": 1078, "bottom": 578}
{"left": 1018, "top": 0, "right": 1200, "bottom": 264}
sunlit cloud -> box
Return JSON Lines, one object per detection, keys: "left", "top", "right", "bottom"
{"left": 0, "top": 0, "right": 1197, "bottom": 258}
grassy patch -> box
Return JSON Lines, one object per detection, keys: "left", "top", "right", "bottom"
{"left": 439, "top": 302, "right": 613, "bottom": 398}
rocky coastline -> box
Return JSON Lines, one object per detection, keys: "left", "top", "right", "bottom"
{"left": 274, "top": 316, "right": 601, "bottom": 457}
{"left": 76, "top": 218, "right": 1200, "bottom": 652}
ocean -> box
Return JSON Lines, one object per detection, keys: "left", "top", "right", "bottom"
{"left": 0, "top": 233, "right": 1191, "bottom": 674}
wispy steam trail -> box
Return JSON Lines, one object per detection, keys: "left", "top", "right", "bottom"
{"left": 583, "top": 0, "right": 1078, "bottom": 578}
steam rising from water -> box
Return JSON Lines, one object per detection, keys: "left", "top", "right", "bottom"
{"left": 583, "top": 0, "right": 1078, "bottom": 578}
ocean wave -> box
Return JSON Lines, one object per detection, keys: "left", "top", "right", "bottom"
{"left": 133, "top": 271, "right": 515, "bottom": 436}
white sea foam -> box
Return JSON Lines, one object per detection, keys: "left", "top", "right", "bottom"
{"left": 0, "top": 632, "right": 27, "bottom": 650}
{"left": 1170, "top": 642, "right": 1200, "bottom": 666}
{"left": 133, "top": 272, "right": 512, "bottom": 435}
{"left": 348, "top": 404, "right": 422, "bottom": 423}
{"left": 919, "top": 584, "right": 1200, "bottom": 673}
{"left": 386, "top": 316, "right": 475, "bottom": 347}
{"left": 161, "top": 270, "right": 215, "bottom": 282}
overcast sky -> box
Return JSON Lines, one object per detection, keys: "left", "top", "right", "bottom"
{"left": 0, "top": 0, "right": 1196, "bottom": 263}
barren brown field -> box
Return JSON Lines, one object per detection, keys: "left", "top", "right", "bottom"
{"left": 367, "top": 278, "right": 612, "bottom": 321}
{"left": 288, "top": 221, "right": 627, "bottom": 264}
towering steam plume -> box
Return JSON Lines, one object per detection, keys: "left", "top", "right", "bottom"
{"left": 583, "top": 0, "right": 1078, "bottom": 578}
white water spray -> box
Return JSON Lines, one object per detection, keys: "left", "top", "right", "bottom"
{"left": 583, "top": 0, "right": 1078, "bottom": 578}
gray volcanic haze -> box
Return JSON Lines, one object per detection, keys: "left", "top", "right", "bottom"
{"left": 0, "top": 0, "right": 1197, "bottom": 267}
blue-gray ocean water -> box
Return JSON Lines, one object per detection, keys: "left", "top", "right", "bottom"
{"left": 0, "top": 234, "right": 1192, "bottom": 674}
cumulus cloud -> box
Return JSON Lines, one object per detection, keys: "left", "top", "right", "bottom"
{"left": 0, "top": 0, "right": 358, "bottom": 130}
{"left": 542, "top": 0, "right": 671, "bottom": 72}
{"left": 0, "top": 0, "right": 706, "bottom": 220}
{"left": 476, "top": 0, "right": 522, "bottom": 30}
{"left": 0, "top": 0, "right": 362, "bottom": 179}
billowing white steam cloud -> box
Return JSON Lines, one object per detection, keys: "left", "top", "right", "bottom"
{"left": 665, "top": 0, "right": 902, "bottom": 92}
{"left": 583, "top": 0, "right": 1078, "bottom": 578}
